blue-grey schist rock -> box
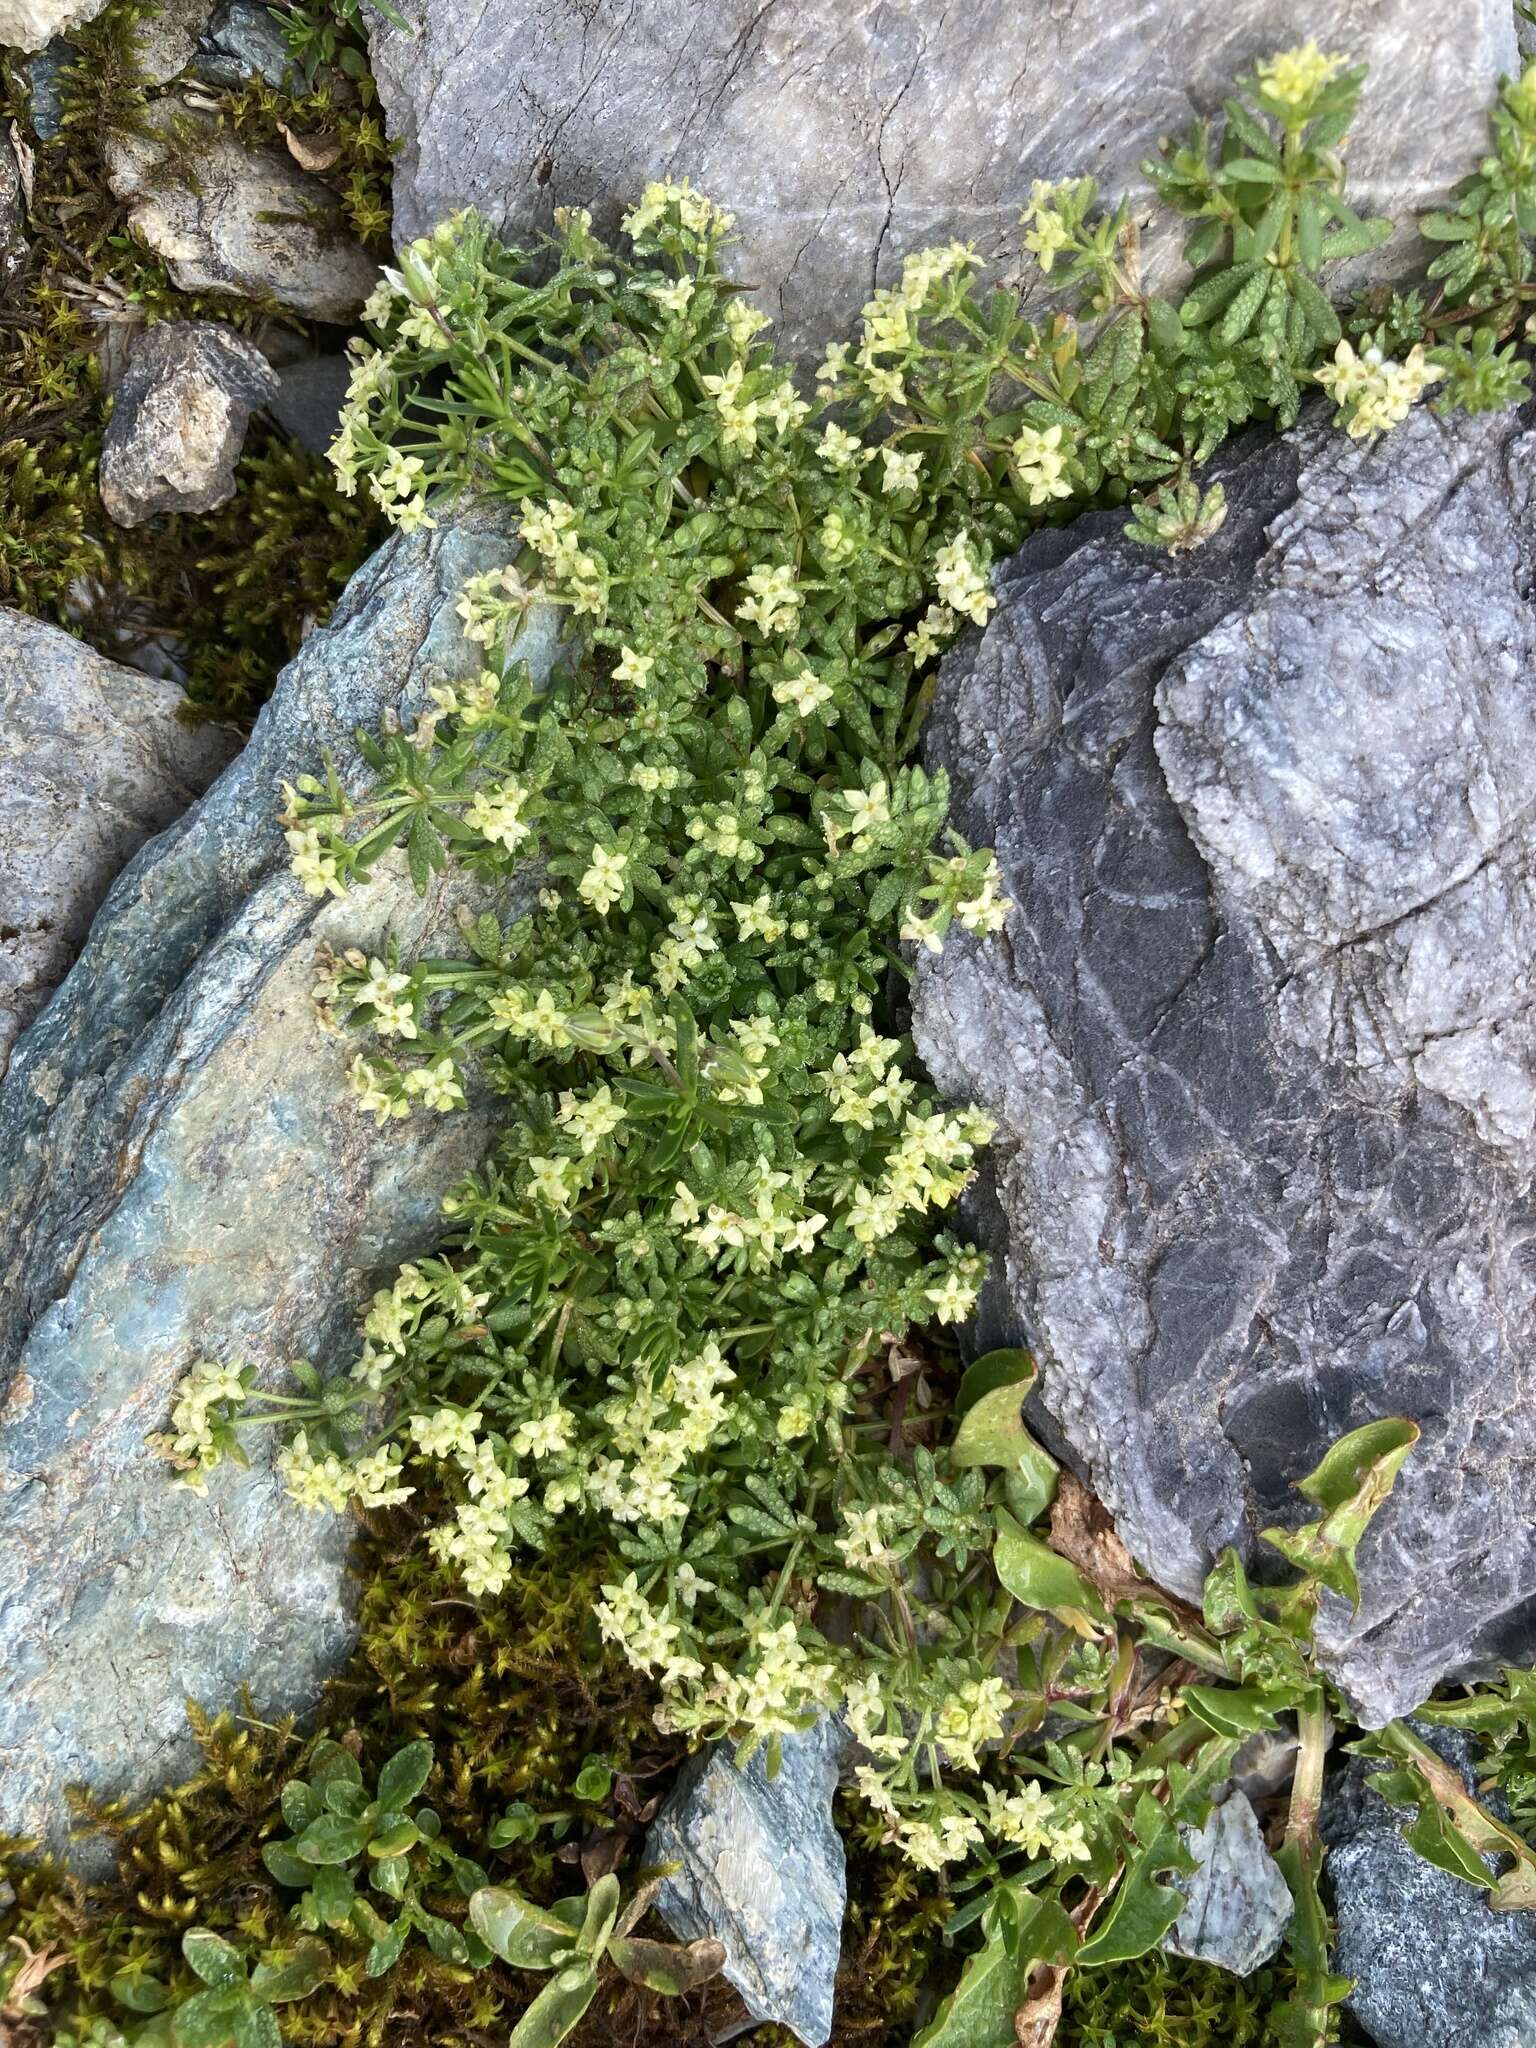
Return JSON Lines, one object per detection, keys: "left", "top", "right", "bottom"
{"left": 646, "top": 1715, "right": 849, "bottom": 2047}
{"left": 911, "top": 400, "right": 1536, "bottom": 1727}
{"left": 1324, "top": 1726, "right": 1536, "bottom": 2048}
{"left": 1163, "top": 1790, "right": 1292, "bottom": 1976}
{"left": 0, "top": 501, "right": 563, "bottom": 1859}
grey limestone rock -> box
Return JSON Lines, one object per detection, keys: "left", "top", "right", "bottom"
{"left": 910, "top": 400, "right": 1536, "bottom": 1728}
{"left": 1324, "top": 1726, "right": 1536, "bottom": 2048}
{"left": 0, "top": 608, "right": 238, "bottom": 1077}
{"left": 0, "top": 501, "right": 564, "bottom": 1858}
{"left": 0, "top": 0, "right": 107, "bottom": 56}
{"left": 99, "top": 319, "right": 280, "bottom": 526}
{"left": 133, "top": 0, "right": 213, "bottom": 86}
{"left": 1163, "top": 1790, "right": 1292, "bottom": 1976}
{"left": 646, "top": 1715, "right": 848, "bottom": 2047}
{"left": 105, "top": 103, "right": 378, "bottom": 324}
{"left": 369, "top": 0, "right": 1515, "bottom": 358}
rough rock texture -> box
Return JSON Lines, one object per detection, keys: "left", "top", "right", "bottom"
{"left": 1324, "top": 1726, "right": 1536, "bottom": 2048}
{"left": 194, "top": 0, "right": 294, "bottom": 89}
{"left": 0, "top": 0, "right": 107, "bottom": 56}
{"left": 99, "top": 320, "right": 279, "bottom": 526}
{"left": 370, "top": 0, "right": 1515, "bottom": 358}
{"left": 134, "top": 0, "right": 213, "bottom": 86}
{"left": 1163, "top": 1791, "right": 1292, "bottom": 1976}
{"left": 647, "top": 1716, "right": 847, "bottom": 2046}
{"left": 24, "top": 38, "right": 69, "bottom": 140}
{"left": 0, "top": 130, "right": 27, "bottom": 284}
{"left": 106, "top": 105, "right": 378, "bottom": 324}
{"left": 0, "top": 610, "right": 238, "bottom": 1077}
{"left": 911, "top": 401, "right": 1536, "bottom": 1727}
{"left": 268, "top": 353, "right": 351, "bottom": 457}
{"left": 0, "top": 503, "right": 563, "bottom": 1859}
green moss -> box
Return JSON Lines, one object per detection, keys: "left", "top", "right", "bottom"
{"left": 0, "top": 0, "right": 387, "bottom": 722}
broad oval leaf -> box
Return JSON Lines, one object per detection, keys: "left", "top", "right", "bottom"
{"left": 993, "top": 1508, "right": 1107, "bottom": 1631}
{"left": 248, "top": 1938, "right": 330, "bottom": 2005}
{"left": 167, "top": 1985, "right": 243, "bottom": 2048}
{"left": 181, "top": 1930, "right": 245, "bottom": 1993}
{"left": 468, "top": 1886, "right": 583, "bottom": 1969}
{"left": 306, "top": 1739, "right": 363, "bottom": 1791}
{"left": 376, "top": 1739, "right": 433, "bottom": 1812}
{"left": 295, "top": 1812, "right": 373, "bottom": 1865}
{"left": 260, "top": 1839, "right": 312, "bottom": 1890}
{"left": 608, "top": 1933, "right": 726, "bottom": 1995}
{"left": 110, "top": 1972, "right": 172, "bottom": 2014}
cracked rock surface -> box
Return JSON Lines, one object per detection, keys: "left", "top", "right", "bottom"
{"left": 100, "top": 320, "right": 279, "bottom": 526}
{"left": 647, "top": 1714, "right": 847, "bottom": 2047}
{"left": 1324, "top": 1726, "right": 1536, "bottom": 2048}
{"left": 0, "top": 504, "right": 562, "bottom": 1859}
{"left": 0, "top": 609, "right": 238, "bottom": 1077}
{"left": 105, "top": 104, "right": 378, "bottom": 325}
{"left": 368, "top": 0, "right": 1513, "bottom": 358}
{"left": 911, "top": 401, "right": 1536, "bottom": 1727}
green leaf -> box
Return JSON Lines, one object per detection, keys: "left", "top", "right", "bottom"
{"left": 955, "top": 1349, "right": 1034, "bottom": 1417}
{"left": 168, "top": 1988, "right": 242, "bottom": 2048}
{"left": 364, "top": 1917, "right": 411, "bottom": 1978}
{"left": 418, "top": 1911, "right": 470, "bottom": 1963}
{"left": 230, "top": 2004, "right": 282, "bottom": 2048}
{"left": 1074, "top": 1824, "right": 1194, "bottom": 1966}
{"left": 295, "top": 1812, "right": 374, "bottom": 1865}
{"left": 305, "top": 1865, "right": 355, "bottom": 1927}
{"left": 507, "top": 1962, "right": 599, "bottom": 2048}
{"left": 1181, "top": 1685, "right": 1283, "bottom": 1737}
{"left": 260, "top": 1839, "right": 313, "bottom": 1889}
{"left": 279, "top": 1780, "right": 321, "bottom": 1831}
{"left": 307, "top": 1740, "right": 363, "bottom": 1791}
{"left": 1218, "top": 155, "right": 1281, "bottom": 183}
{"left": 577, "top": 1873, "right": 621, "bottom": 1959}
{"left": 248, "top": 1939, "right": 330, "bottom": 2005}
{"left": 993, "top": 1507, "right": 1107, "bottom": 1631}
{"left": 110, "top": 1973, "right": 172, "bottom": 2014}
{"left": 181, "top": 1930, "right": 245, "bottom": 1993}
{"left": 1261, "top": 1417, "right": 1418, "bottom": 1608}
{"left": 468, "top": 1886, "right": 583, "bottom": 1969}
{"left": 368, "top": 1816, "right": 421, "bottom": 1858}
{"left": 912, "top": 1887, "right": 1076, "bottom": 2048}
{"left": 376, "top": 1740, "right": 433, "bottom": 1812}
{"left": 406, "top": 811, "right": 440, "bottom": 894}
{"left": 607, "top": 1934, "right": 726, "bottom": 1995}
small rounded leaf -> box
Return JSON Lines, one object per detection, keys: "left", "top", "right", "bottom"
{"left": 376, "top": 1739, "right": 433, "bottom": 1812}
{"left": 181, "top": 1929, "right": 245, "bottom": 1992}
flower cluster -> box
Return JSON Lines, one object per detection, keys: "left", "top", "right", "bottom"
{"left": 1315, "top": 337, "right": 1447, "bottom": 438}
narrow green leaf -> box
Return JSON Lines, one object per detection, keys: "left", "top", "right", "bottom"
{"left": 507, "top": 1962, "right": 599, "bottom": 2048}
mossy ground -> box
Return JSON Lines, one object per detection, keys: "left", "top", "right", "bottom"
{"left": 0, "top": 0, "right": 388, "bottom": 722}
{"left": 0, "top": 1502, "right": 1337, "bottom": 2048}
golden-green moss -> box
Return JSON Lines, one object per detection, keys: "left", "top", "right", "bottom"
{"left": 0, "top": 0, "right": 386, "bottom": 722}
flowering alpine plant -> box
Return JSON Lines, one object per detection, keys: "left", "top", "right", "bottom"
{"left": 150, "top": 43, "right": 1513, "bottom": 2045}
